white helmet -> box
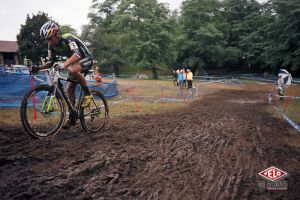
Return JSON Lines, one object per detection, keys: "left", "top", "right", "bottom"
{"left": 40, "top": 21, "right": 59, "bottom": 39}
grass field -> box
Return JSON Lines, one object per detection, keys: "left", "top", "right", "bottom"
{"left": 1, "top": 78, "right": 299, "bottom": 130}
{"left": 105, "top": 78, "right": 244, "bottom": 117}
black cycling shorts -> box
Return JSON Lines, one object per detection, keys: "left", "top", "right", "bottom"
{"left": 78, "top": 57, "right": 93, "bottom": 74}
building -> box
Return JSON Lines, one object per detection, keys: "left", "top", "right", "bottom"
{"left": 0, "top": 41, "right": 19, "bottom": 65}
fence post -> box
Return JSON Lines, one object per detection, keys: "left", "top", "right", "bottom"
{"left": 161, "top": 86, "right": 165, "bottom": 104}
{"left": 131, "top": 86, "right": 140, "bottom": 112}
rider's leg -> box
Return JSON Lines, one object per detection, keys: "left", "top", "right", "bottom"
{"left": 68, "top": 63, "right": 90, "bottom": 96}
{"left": 68, "top": 63, "right": 93, "bottom": 107}
{"left": 67, "top": 82, "right": 76, "bottom": 106}
{"left": 63, "top": 82, "right": 77, "bottom": 129}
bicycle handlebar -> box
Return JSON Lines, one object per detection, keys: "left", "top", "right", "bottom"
{"left": 37, "top": 62, "right": 68, "bottom": 81}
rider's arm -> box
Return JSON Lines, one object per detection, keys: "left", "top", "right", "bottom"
{"left": 39, "top": 61, "right": 52, "bottom": 70}
{"left": 63, "top": 37, "right": 82, "bottom": 67}
{"left": 63, "top": 54, "right": 80, "bottom": 67}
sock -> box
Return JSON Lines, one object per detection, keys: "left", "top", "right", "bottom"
{"left": 82, "top": 85, "right": 91, "bottom": 96}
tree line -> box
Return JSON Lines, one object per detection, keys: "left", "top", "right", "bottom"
{"left": 17, "top": 0, "right": 300, "bottom": 77}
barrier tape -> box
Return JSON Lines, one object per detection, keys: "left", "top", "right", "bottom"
{"left": 282, "top": 114, "right": 300, "bottom": 133}
{"left": 273, "top": 94, "right": 300, "bottom": 99}
{"left": 1, "top": 70, "right": 117, "bottom": 85}
{"left": 160, "top": 98, "right": 185, "bottom": 102}
{"left": 107, "top": 98, "right": 133, "bottom": 106}
{"left": 267, "top": 91, "right": 300, "bottom": 133}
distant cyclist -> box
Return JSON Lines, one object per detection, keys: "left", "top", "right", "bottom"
{"left": 31, "top": 21, "right": 94, "bottom": 128}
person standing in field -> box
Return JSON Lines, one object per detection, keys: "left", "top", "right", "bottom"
{"left": 178, "top": 70, "right": 184, "bottom": 88}
{"left": 185, "top": 68, "right": 189, "bottom": 88}
{"left": 186, "top": 69, "right": 193, "bottom": 95}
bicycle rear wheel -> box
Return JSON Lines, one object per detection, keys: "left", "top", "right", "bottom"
{"left": 20, "top": 85, "right": 66, "bottom": 138}
{"left": 80, "top": 90, "right": 109, "bottom": 133}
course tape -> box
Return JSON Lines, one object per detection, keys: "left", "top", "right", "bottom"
{"left": 273, "top": 94, "right": 300, "bottom": 99}
{"left": 241, "top": 76, "right": 300, "bottom": 85}
{"left": 282, "top": 113, "right": 300, "bottom": 133}
{"left": 194, "top": 78, "right": 242, "bottom": 85}
{"left": 268, "top": 92, "right": 300, "bottom": 133}
{"left": 160, "top": 97, "right": 185, "bottom": 102}
{"left": 107, "top": 98, "right": 133, "bottom": 106}
{"left": 3, "top": 70, "right": 117, "bottom": 85}
{"left": 272, "top": 105, "right": 300, "bottom": 133}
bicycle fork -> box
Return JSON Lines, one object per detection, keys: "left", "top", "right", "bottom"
{"left": 41, "top": 95, "right": 56, "bottom": 112}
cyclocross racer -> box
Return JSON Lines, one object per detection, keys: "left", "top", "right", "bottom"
{"left": 31, "top": 21, "right": 94, "bottom": 129}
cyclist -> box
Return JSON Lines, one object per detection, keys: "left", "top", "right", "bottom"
{"left": 31, "top": 21, "right": 93, "bottom": 129}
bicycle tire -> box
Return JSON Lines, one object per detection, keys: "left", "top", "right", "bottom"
{"left": 20, "top": 85, "right": 66, "bottom": 138}
{"left": 80, "top": 89, "right": 109, "bottom": 133}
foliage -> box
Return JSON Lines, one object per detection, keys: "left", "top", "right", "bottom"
{"left": 263, "top": 0, "right": 300, "bottom": 73}
{"left": 84, "top": 0, "right": 178, "bottom": 78}
{"left": 17, "top": 12, "right": 51, "bottom": 65}
{"left": 60, "top": 24, "right": 78, "bottom": 36}
{"left": 16, "top": 1, "right": 300, "bottom": 75}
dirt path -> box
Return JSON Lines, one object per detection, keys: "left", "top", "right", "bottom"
{"left": 0, "top": 89, "right": 300, "bottom": 200}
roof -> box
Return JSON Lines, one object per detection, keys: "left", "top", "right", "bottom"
{"left": 0, "top": 41, "right": 18, "bottom": 52}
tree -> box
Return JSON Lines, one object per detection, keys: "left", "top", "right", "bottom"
{"left": 60, "top": 24, "right": 78, "bottom": 36}
{"left": 17, "top": 12, "right": 51, "bottom": 65}
{"left": 83, "top": 0, "right": 126, "bottom": 76}
{"left": 179, "top": 0, "right": 227, "bottom": 73}
{"left": 85, "top": 0, "right": 176, "bottom": 78}
{"left": 223, "top": 0, "right": 265, "bottom": 70}
{"left": 111, "top": 0, "right": 176, "bottom": 78}
{"left": 92, "top": 27, "right": 125, "bottom": 75}
{"left": 263, "top": 0, "right": 300, "bottom": 74}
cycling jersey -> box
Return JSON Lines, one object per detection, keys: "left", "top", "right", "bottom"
{"left": 48, "top": 33, "right": 92, "bottom": 62}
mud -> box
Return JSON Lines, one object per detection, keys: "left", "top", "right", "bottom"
{"left": 1, "top": 90, "right": 300, "bottom": 200}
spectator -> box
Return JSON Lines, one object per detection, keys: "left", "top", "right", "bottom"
{"left": 277, "top": 75, "right": 285, "bottom": 100}
{"left": 186, "top": 69, "right": 193, "bottom": 95}
{"left": 187, "top": 69, "right": 193, "bottom": 87}
{"left": 185, "top": 68, "right": 189, "bottom": 88}
{"left": 178, "top": 70, "right": 184, "bottom": 88}
{"left": 23, "top": 56, "right": 32, "bottom": 66}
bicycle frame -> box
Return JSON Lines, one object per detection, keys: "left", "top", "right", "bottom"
{"left": 40, "top": 67, "right": 84, "bottom": 119}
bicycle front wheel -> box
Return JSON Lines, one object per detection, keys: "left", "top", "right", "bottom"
{"left": 20, "top": 85, "right": 66, "bottom": 138}
{"left": 80, "top": 90, "right": 109, "bottom": 133}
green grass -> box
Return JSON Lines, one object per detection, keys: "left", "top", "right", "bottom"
{"left": 2, "top": 79, "right": 299, "bottom": 126}
{"left": 279, "top": 99, "right": 300, "bottom": 124}
{"left": 267, "top": 95, "right": 300, "bottom": 126}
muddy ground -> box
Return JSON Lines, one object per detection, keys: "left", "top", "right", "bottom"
{"left": 0, "top": 89, "right": 300, "bottom": 200}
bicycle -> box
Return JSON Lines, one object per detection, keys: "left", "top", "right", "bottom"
{"left": 20, "top": 63, "right": 109, "bottom": 138}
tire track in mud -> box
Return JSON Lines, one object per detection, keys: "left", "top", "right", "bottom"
{"left": 1, "top": 90, "right": 300, "bottom": 199}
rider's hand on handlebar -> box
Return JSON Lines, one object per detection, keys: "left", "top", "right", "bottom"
{"left": 53, "top": 62, "right": 65, "bottom": 71}
{"left": 30, "top": 65, "right": 40, "bottom": 74}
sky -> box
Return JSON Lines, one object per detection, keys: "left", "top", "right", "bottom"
{"left": 0, "top": 0, "right": 183, "bottom": 41}
{"left": 0, "top": 0, "right": 265, "bottom": 41}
